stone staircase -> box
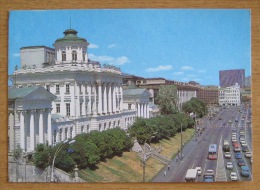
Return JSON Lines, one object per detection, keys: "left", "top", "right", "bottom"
{"left": 139, "top": 143, "right": 170, "bottom": 164}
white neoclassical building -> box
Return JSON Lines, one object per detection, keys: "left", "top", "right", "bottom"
{"left": 9, "top": 28, "right": 148, "bottom": 153}
{"left": 218, "top": 82, "right": 241, "bottom": 106}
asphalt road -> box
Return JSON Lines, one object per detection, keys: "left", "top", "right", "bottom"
{"left": 152, "top": 104, "right": 252, "bottom": 183}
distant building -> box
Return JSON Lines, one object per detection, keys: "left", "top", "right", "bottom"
{"left": 197, "top": 87, "right": 219, "bottom": 104}
{"left": 219, "top": 69, "right": 245, "bottom": 88}
{"left": 218, "top": 83, "right": 241, "bottom": 106}
{"left": 123, "top": 75, "right": 198, "bottom": 109}
{"left": 245, "top": 76, "right": 251, "bottom": 87}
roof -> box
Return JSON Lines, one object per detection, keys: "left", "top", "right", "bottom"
{"left": 54, "top": 28, "right": 88, "bottom": 44}
{"left": 123, "top": 88, "right": 147, "bottom": 96}
{"left": 51, "top": 114, "right": 66, "bottom": 120}
{"left": 20, "top": 46, "right": 55, "bottom": 51}
{"left": 8, "top": 86, "right": 39, "bottom": 99}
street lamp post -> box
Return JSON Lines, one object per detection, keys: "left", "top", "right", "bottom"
{"left": 51, "top": 139, "right": 76, "bottom": 182}
{"left": 180, "top": 122, "right": 183, "bottom": 161}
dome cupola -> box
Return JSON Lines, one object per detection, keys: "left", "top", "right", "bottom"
{"left": 53, "top": 28, "right": 89, "bottom": 64}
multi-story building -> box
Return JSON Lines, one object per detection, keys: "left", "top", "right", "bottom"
{"left": 218, "top": 83, "right": 241, "bottom": 106}
{"left": 197, "top": 86, "right": 219, "bottom": 104}
{"left": 245, "top": 76, "right": 251, "bottom": 87}
{"left": 8, "top": 28, "right": 149, "bottom": 153}
{"left": 123, "top": 75, "right": 198, "bottom": 110}
{"left": 219, "top": 69, "right": 245, "bottom": 88}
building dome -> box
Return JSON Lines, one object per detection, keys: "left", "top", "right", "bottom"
{"left": 55, "top": 28, "right": 87, "bottom": 43}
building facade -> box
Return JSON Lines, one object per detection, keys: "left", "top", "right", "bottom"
{"left": 219, "top": 69, "right": 245, "bottom": 88}
{"left": 9, "top": 28, "right": 149, "bottom": 153}
{"left": 197, "top": 87, "right": 219, "bottom": 104}
{"left": 218, "top": 83, "right": 241, "bottom": 106}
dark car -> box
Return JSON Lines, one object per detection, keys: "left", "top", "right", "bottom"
{"left": 238, "top": 159, "right": 246, "bottom": 166}
{"left": 242, "top": 146, "right": 249, "bottom": 152}
{"left": 235, "top": 152, "right": 242, "bottom": 159}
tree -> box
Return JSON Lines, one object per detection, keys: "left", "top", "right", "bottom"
{"left": 156, "top": 85, "right": 179, "bottom": 115}
{"left": 182, "top": 97, "right": 207, "bottom": 117}
{"left": 34, "top": 144, "right": 52, "bottom": 169}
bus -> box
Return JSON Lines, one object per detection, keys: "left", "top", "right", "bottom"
{"left": 208, "top": 144, "right": 218, "bottom": 160}
{"left": 185, "top": 169, "right": 198, "bottom": 182}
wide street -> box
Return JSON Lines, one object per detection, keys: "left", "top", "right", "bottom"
{"left": 152, "top": 104, "right": 252, "bottom": 182}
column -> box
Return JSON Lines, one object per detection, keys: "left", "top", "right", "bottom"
{"left": 119, "top": 86, "right": 123, "bottom": 112}
{"left": 147, "top": 103, "right": 150, "bottom": 118}
{"left": 103, "top": 83, "right": 107, "bottom": 114}
{"left": 112, "top": 84, "right": 116, "bottom": 113}
{"left": 87, "top": 84, "right": 91, "bottom": 114}
{"left": 30, "top": 110, "right": 35, "bottom": 152}
{"left": 82, "top": 84, "right": 86, "bottom": 116}
{"left": 93, "top": 83, "right": 97, "bottom": 115}
{"left": 108, "top": 83, "right": 112, "bottom": 114}
{"left": 97, "top": 82, "right": 102, "bottom": 115}
{"left": 144, "top": 103, "right": 147, "bottom": 118}
{"left": 19, "top": 111, "right": 25, "bottom": 151}
{"left": 47, "top": 109, "right": 52, "bottom": 146}
{"left": 138, "top": 103, "right": 141, "bottom": 117}
{"left": 141, "top": 103, "right": 144, "bottom": 118}
{"left": 116, "top": 84, "right": 119, "bottom": 112}
{"left": 38, "top": 110, "right": 44, "bottom": 144}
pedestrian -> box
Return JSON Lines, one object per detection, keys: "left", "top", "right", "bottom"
{"left": 168, "top": 164, "right": 170, "bottom": 170}
{"left": 164, "top": 170, "right": 167, "bottom": 176}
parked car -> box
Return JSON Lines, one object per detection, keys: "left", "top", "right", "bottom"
{"left": 226, "top": 162, "right": 233, "bottom": 169}
{"left": 230, "top": 172, "right": 238, "bottom": 181}
{"left": 241, "top": 166, "right": 250, "bottom": 177}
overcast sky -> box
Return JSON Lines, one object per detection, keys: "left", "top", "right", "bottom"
{"left": 9, "top": 9, "right": 251, "bottom": 85}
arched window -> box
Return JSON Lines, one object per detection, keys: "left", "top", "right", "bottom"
{"left": 72, "top": 50, "right": 77, "bottom": 61}
{"left": 62, "top": 51, "right": 66, "bottom": 61}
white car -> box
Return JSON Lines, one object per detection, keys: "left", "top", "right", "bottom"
{"left": 230, "top": 172, "right": 238, "bottom": 181}
{"left": 245, "top": 151, "right": 252, "bottom": 158}
{"left": 240, "top": 140, "right": 246, "bottom": 144}
{"left": 226, "top": 162, "right": 233, "bottom": 169}
{"left": 241, "top": 142, "right": 247, "bottom": 147}
{"left": 224, "top": 152, "right": 231, "bottom": 158}
{"left": 232, "top": 138, "right": 237, "bottom": 142}
{"left": 206, "top": 169, "right": 214, "bottom": 176}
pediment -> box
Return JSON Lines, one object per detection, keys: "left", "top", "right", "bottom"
{"left": 24, "top": 86, "right": 56, "bottom": 101}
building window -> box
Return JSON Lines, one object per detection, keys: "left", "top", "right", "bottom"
{"left": 72, "top": 50, "right": 77, "bottom": 61}
{"left": 80, "top": 103, "right": 82, "bottom": 116}
{"left": 46, "top": 85, "right": 50, "bottom": 92}
{"left": 81, "top": 126, "right": 84, "bottom": 133}
{"left": 56, "top": 84, "right": 60, "bottom": 94}
{"left": 66, "top": 84, "right": 70, "bottom": 94}
{"left": 62, "top": 51, "right": 66, "bottom": 61}
{"left": 56, "top": 104, "right": 60, "bottom": 113}
{"left": 82, "top": 51, "right": 85, "bottom": 61}
{"left": 66, "top": 103, "right": 70, "bottom": 116}
{"left": 128, "top": 104, "right": 131, "bottom": 110}
{"left": 59, "top": 129, "right": 62, "bottom": 141}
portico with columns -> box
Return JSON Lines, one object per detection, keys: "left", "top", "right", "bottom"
{"left": 8, "top": 86, "right": 56, "bottom": 153}
{"left": 123, "top": 88, "right": 151, "bottom": 119}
